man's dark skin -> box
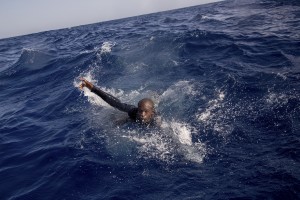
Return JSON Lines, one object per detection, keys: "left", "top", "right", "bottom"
{"left": 79, "top": 78, "right": 159, "bottom": 126}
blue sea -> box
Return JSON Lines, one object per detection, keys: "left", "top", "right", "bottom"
{"left": 1, "top": 0, "right": 300, "bottom": 199}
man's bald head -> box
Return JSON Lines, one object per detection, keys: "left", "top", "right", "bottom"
{"left": 138, "top": 98, "right": 154, "bottom": 109}
{"left": 137, "top": 98, "right": 155, "bottom": 123}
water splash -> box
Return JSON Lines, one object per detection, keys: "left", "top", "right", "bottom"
{"left": 197, "top": 90, "right": 234, "bottom": 136}
{"left": 98, "top": 41, "right": 115, "bottom": 55}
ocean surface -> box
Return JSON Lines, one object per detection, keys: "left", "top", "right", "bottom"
{"left": 1, "top": 0, "right": 300, "bottom": 199}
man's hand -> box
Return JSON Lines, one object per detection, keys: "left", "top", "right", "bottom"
{"left": 79, "top": 77, "right": 94, "bottom": 90}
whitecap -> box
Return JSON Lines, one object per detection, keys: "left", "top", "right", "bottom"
{"left": 74, "top": 77, "right": 206, "bottom": 164}
{"left": 196, "top": 90, "right": 233, "bottom": 136}
{"left": 100, "top": 41, "right": 115, "bottom": 54}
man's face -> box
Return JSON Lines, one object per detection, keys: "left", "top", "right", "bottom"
{"left": 137, "top": 102, "right": 154, "bottom": 123}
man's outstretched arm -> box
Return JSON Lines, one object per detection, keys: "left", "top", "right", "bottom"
{"left": 79, "top": 78, "right": 136, "bottom": 113}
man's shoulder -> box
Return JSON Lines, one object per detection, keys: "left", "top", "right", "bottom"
{"left": 128, "top": 107, "right": 138, "bottom": 119}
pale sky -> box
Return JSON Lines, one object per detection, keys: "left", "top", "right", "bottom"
{"left": 0, "top": 0, "right": 221, "bottom": 39}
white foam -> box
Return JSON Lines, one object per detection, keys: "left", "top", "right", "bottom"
{"left": 159, "top": 80, "right": 197, "bottom": 104}
{"left": 74, "top": 77, "right": 206, "bottom": 164}
{"left": 166, "top": 120, "right": 206, "bottom": 163}
{"left": 169, "top": 121, "right": 192, "bottom": 146}
{"left": 118, "top": 119, "right": 206, "bottom": 164}
{"left": 79, "top": 41, "right": 115, "bottom": 55}
{"left": 74, "top": 69, "right": 158, "bottom": 110}
{"left": 266, "top": 91, "right": 288, "bottom": 106}
{"left": 182, "top": 142, "right": 206, "bottom": 163}
{"left": 74, "top": 71, "right": 126, "bottom": 108}
{"left": 80, "top": 49, "right": 94, "bottom": 54}
{"left": 100, "top": 41, "right": 115, "bottom": 54}
{"left": 123, "top": 131, "right": 174, "bottom": 163}
{"left": 196, "top": 90, "right": 233, "bottom": 136}
{"left": 276, "top": 72, "right": 288, "bottom": 80}
{"left": 197, "top": 91, "right": 225, "bottom": 123}
{"left": 172, "top": 60, "right": 179, "bottom": 66}
{"left": 198, "top": 111, "right": 211, "bottom": 121}
{"left": 126, "top": 62, "right": 149, "bottom": 73}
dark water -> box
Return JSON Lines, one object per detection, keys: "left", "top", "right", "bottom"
{"left": 1, "top": 0, "right": 300, "bottom": 199}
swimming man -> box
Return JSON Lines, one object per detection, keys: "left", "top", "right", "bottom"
{"left": 79, "top": 78, "right": 160, "bottom": 126}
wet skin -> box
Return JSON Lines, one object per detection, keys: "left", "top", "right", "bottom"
{"left": 137, "top": 101, "right": 155, "bottom": 123}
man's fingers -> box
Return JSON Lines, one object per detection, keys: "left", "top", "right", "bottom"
{"left": 80, "top": 77, "right": 87, "bottom": 82}
{"left": 80, "top": 77, "right": 89, "bottom": 84}
{"left": 78, "top": 77, "right": 93, "bottom": 90}
{"left": 79, "top": 81, "right": 86, "bottom": 89}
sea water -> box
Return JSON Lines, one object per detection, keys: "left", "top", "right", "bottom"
{"left": 0, "top": 0, "right": 299, "bottom": 199}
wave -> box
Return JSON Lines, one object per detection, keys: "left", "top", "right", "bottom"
{"left": 163, "top": 17, "right": 184, "bottom": 24}
{"left": 1, "top": 48, "right": 57, "bottom": 77}
{"left": 191, "top": 13, "right": 203, "bottom": 21}
{"left": 74, "top": 70, "right": 207, "bottom": 164}
{"left": 1, "top": 0, "right": 300, "bottom": 199}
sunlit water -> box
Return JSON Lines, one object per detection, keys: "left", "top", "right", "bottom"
{"left": 1, "top": 0, "right": 299, "bottom": 199}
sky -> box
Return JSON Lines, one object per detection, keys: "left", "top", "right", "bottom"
{"left": 0, "top": 0, "right": 222, "bottom": 39}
